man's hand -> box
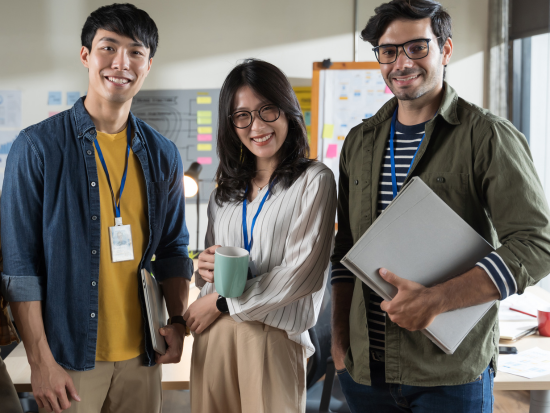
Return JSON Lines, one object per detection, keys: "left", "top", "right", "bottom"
{"left": 155, "top": 324, "right": 185, "bottom": 364}
{"left": 379, "top": 268, "right": 444, "bottom": 331}
{"left": 197, "top": 245, "right": 221, "bottom": 283}
{"left": 30, "top": 360, "right": 80, "bottom": 413}
{"left": 183, "top": 293, "right": 221, "bottom": 334}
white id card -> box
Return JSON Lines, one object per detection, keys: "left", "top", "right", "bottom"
{"left": 109, "top": 217, "right": 134, "bottom": 262}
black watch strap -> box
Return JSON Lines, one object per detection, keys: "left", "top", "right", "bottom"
{"left": 216, "top": 295, "right": 229, "bottom": 313}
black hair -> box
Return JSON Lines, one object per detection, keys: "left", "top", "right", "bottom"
{"left": 361, "top": 0, "right": 452, "bottom": 50}
{"left": 214, "top": 59, "right": 315, "bottom": 206}
{"left": 81, "top": 3, "right": 159, "bottom": 58}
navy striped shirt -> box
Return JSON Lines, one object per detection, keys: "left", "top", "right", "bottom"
{"left": 332, "top": 119, "right": 516, "bottom": 354}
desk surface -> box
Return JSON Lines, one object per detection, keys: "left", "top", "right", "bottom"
{"left": 6, "top": 285, "right": 550, "bottom": 392}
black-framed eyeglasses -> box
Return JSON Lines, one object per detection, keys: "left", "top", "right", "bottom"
{"left": 229, "top": 104, "right": 281, "bottom": 129}
{"left": 373, "top": 38, "right": 438, "bottom": 64}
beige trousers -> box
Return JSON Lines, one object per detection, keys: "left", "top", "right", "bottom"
{"left": 38, "top": 354, "right": 162, "bottom": 413}
{"left": 190, "top": 314, "right": 306, "bottom": 413}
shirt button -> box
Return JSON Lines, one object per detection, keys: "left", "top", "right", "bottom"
{"left": 91, "top": 215, "right": 97, "bottom": 221}
{"left": 91, "top": 313, "right": 96, "bottom": 318}
{"left": 91, "top": 182, "right": 96, "bottom": 187}
{"left": 92, "top": 281, "right": 97, "bottom": 287}
{"left": 355, "top": 180, "right": 359, "bottom": 185}
{"left": 436, "top": 177, "right": 445, "bottom": 183}
{"left": 87, "top": 150, "right": 93, "bottom": 155}
{"left": 92, "top": 250, "right": 97, "bottom": 255}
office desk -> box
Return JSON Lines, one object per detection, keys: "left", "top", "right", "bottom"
{"left": 495, "top": 286, "right": 550, "bottom": 413}
{"left": 5, "top": 284, "right": 201, "bottom": 392}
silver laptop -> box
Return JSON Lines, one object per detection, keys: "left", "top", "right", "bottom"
{"left": 141, "top": 268, "right": 167, "bottom": 355}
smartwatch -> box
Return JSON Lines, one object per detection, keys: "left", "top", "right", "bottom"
{"left": 216, "top": 295, "right": 229, "bottom": 313}
{"left": 168, "top": 315, "right": 191, "bottom": 336}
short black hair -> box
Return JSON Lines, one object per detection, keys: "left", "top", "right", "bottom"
{"left": 81, "top": 3, "right": 159, "bottom": 58}
{"left": 361, "top": 0, "right": 451, "bottom": 50}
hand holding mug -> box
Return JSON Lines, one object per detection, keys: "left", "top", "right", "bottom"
{"left": 198, "top": 245, "right": 221, "bottom": 283}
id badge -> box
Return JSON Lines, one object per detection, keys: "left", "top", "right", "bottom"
{"left": 109, "top": 217, "right": 134, "bottom": 262}
{"left": 248, "top": 259, "right": 258, "bottom": 279}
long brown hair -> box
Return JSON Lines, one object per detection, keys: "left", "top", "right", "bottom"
{"left": 214, "top": 59, "right": 314, "bottom": 206}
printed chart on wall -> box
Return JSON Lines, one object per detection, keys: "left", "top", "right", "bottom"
{"left": 0, "top": 90, "right": 22, "bottom": 190}
{"left": 131, "top": 89, "right": 220, "bottom": 202}
{"left": 316, "top": 67, "right": 393, "bottom": 187}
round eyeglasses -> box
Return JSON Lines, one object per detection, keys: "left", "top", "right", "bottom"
{"left": 229, "top": 104, "right": 281, "bottom": 129}
{"left": 373, "top": 38, "right": 436, "bottom": 64}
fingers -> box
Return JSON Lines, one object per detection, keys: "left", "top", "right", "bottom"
{"left": 56, "top": 387, "right": 71, "bottom": 410}
{"left": 380, "top": 300, "right": 389, "bottom": 312}
{"left": 379, "top": 268, "right": 402, "bottom": 287}
{"left": 198, "top": 268, "right": 214, "bottom": 283}
{"left": 45, "top": 392, "right": 62, "bottom": 413}
{"left": 66, "top": 377, "right": 81, "bottom": 402}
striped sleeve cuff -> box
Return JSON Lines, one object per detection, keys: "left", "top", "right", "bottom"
{"left": 331, "top": 262, "right": 356, "bottom": 285}
{"left": 476, "top": 251, "right": 518, "bottom": 300}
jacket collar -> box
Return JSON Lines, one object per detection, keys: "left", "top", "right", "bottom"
{"left": 72, "top": 96, "right": 141, "bottom": 141}
{"left": 361, "top": 81, "right": 461, "bottom": 129}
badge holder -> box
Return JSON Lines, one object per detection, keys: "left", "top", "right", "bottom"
{"left": 109, "top": 217, "right": 134, "bottom": 262}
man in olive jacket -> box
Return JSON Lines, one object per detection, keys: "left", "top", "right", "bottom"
{"left": 330, "top": 1, "right": 550, "bottom": 411}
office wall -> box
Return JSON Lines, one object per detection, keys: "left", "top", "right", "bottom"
{"left": 0, "top": 0, "right": 490, "bottom": 250}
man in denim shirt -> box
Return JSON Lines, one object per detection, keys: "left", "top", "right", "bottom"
{"left": 1, "top": 4, "right": 193, "bottom": 413}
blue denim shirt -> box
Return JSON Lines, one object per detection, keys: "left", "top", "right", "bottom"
{"left": 0, "top": 98, "right": 194, "bottom": 371}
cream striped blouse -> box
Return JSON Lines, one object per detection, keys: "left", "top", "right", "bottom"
{"left": 196, "top": 162, "right": 337, "bottom": 357}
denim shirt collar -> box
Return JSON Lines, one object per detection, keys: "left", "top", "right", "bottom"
{"left": 72, "top": 96, "right": 143, "bottom": 142}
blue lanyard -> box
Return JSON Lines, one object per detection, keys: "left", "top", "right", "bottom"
{"left": 389, "top": 108, "right": 430, "bottom": 198}
{"left": 93, "top": 122, "right": 132, "bottom": 219}
{"left": 242, "top": 182, "right": 274, "bottom": 253}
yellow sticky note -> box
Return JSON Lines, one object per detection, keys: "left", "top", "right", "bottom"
{"left": 197, "top": 144, "right": 212, "bottom": 151}
{"left": 197, "top": 117, "right": 212, "bottom": 125}
{"left": 197, "top": 96, "right": 212, "bottom": 104}
{"left": 197, "top": 110, "right": 212, "bottom": 118}
{"left": 197, "top": 126, "right": 212, "bottom": 134}
{"left": 322, "top": 124, "right": 334, "bottom": 139}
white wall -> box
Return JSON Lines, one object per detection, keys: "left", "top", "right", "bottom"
{"left": 0, "top": 0, "right": 490, "bottom": 250}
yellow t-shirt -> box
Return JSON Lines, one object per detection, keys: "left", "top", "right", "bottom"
{"left": 94, "top": 127, "right": 148, "bottom": 362}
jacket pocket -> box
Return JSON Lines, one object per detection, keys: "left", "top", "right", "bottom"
{"left": 419, "top": 172, "right": 469, "bottom": 220}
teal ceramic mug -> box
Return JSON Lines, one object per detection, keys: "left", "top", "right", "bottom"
{"left": 214, "top": 246, "right": 249, "bottom": 298}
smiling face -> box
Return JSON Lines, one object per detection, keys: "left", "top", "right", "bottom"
{"left": 80, "top": 29, "right": 152, "bottom": 105}
{"left": 378, "top": 18, "right": 452, "bottom": 101}
{"left": 232, "top": 85, "right": 288, "bottom": 167}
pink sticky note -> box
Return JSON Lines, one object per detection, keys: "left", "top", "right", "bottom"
{"left": 197, "top": 157, "right": 212, "bottom": 165}
{"left": 197, "top": 134, "right": 212, "bottom": 142}
{"left": 384, "top": 85, "right": 393, "bottom": 94}
{"left": 48, "top": 111, "right": 60, "bottom": 117}
{"left": 326, "top": 144, "right": 338, "bottom": 159}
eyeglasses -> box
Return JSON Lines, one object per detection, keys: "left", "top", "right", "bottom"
{"left": 373, "top": 38, "right": 437, "bottom": 64}
{"left": 229, "top": 104, "right": 281, "bottom": 129}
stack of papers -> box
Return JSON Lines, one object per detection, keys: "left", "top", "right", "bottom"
{"left": 501, "top": 291, "right": 549, "bottom": 318}
{"left": 499, "top": 291, "right": 542, "bottom": 340}
{"left": 499, "top": 347, "right": 550, "bottom": 379}
{"left": 499, "top": 320, "right": 538, "bottom": 341}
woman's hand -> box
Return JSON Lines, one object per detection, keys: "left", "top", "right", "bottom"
{"left": 183, "top": 293, "right": 222, "bottom": 334}
{"left": 198, "top": 245, "right": 221, "bottom": 283}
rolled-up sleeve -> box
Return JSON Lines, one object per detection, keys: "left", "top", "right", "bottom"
{"left": 1, "top": 131, "right": 46, "bottom": 302}
{"left": 227, "top": 169, "right": 337, "bottom": 321}
{"left": 151, "top": 144, "right": 193, "bottom": 282}
{"left": 474, "top": 119, "right": 550, "bottom": 295}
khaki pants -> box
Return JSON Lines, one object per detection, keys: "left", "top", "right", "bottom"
{"left": 0, "top": 354, "right": 23, "bottom": 413}
{"left": 190, "top": 314, "right": 306, "bottom": 413}
{"left": 38, "top": 354, "right": 162, "bottom": 413}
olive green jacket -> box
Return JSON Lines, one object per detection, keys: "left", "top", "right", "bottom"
{"left": 331, "top": 83, "right": 550, "bottom": 386}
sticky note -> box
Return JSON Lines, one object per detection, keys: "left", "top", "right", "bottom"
{"left": 326, "top": 144, "right": 338, "bottom": 159}
{"left": 197, "top": 117, "right": 212, "bottom": 125}
{"left": 67, "top": 91, "right": 80, "bottom": 106}
{"left": 197, "top": 96, "right": 212, "bottom": 104}
{"left": 337, "top": 136, "right": 346, "bottom": 140}
{"left": 384, "top": 85, "right": 393, "bottom": 94}
{"left": 198, "top": 126, "right": 212, "bottom": 134}
{"left": 197, "top": 157, "right": 212, "bottom": 165}
{"left": 304, "top": 111, "right": 311, "bottom": 126}
{"left": 322, "top": 124, "right": 334, "bottom": 139}
{"left": 48, "top": 111, "right": 60, "bottom": 117}
{"left": 48, "top": 91, "right": 62, "bottom": 105}
{"left": 197, "top": 110, "right": 212, "bottom": 118}
{"left": 197, "top": 144, "right": 212, "bottom": 151}
{"left": 197, "top": 134, "right": 212, "bottom": 142}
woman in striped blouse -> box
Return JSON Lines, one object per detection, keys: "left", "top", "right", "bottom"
{"left": 183, "top": 59, "right": 337, "bottom": 413}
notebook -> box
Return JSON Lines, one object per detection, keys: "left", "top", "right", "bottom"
{"left": 341, "top": 177, "right": 496, "bottom": 354}
{"left": 141, "top": 268, "right": 167, "bottom": 355}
